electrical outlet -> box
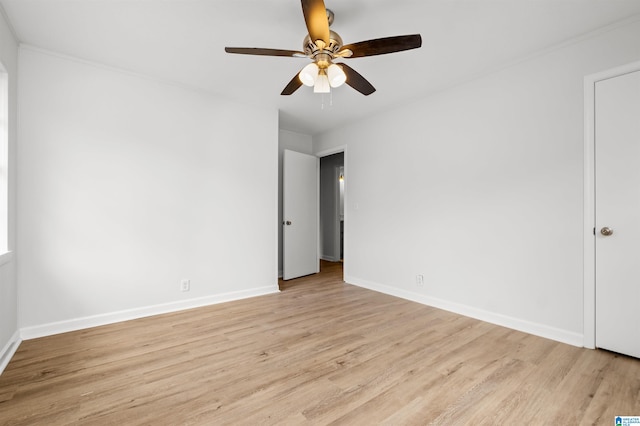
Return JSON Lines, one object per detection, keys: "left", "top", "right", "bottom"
{"left": 180, "top": 279, "right": 190, "bottom": 292}
{"left": 416, "top": 275, "right": 424, "bottom": 287}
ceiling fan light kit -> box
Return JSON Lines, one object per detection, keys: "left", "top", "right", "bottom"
{"left": 314, "top": 71, "right": 331, "bottom": 93}
{"left": 225, "top": 0, "right": 422, "bottom": 96}
{"left": 299, "top": 62, "right": 319, "bottom": 86}
{"left": 327, "top": 64, "right": 346, "bottom": 88}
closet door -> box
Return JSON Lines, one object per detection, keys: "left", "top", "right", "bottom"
{"left": 283, "top": 149, "right": 319, "bottom": 280}
{"left": 594, "top": 70, "right": 640, "bottom": 358}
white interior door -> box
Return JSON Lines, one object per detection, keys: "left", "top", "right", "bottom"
{"left": 283, "top": 149, "right": 319, "bottom": 280}
{"left": 595, "top": 70, "right": 640, "bottom": 358}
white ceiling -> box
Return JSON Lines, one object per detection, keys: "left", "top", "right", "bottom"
{"left": 2, "top": 0, "right": 640, "bottom": 135}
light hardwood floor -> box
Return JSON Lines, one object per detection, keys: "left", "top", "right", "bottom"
{"left": 1, "top": 261, "right": 639, "bottom": 425}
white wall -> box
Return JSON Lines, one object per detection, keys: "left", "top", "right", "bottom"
{"left": 314, "top": 20, "right": 640, "bottom": 346}
{"left": 278, "top": 129, "right": 312, "bottom": 276}
{"left": 17, "top": 47, "right": 278, "bottom": 335}
{"left": 0, "top": 8, "right": 18, "bottom": 373}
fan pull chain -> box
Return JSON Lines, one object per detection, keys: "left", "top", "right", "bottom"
{"left": 319, "top": 91, "right": 334, "bottom": 110}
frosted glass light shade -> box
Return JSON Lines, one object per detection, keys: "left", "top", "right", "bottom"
{"left": 299, "top": 63, "right": 319, "bottom": 87}
{"left": 314, "top": 73, "right": 330, "bottom": 93}
{"left": 327, "top": 64, "right": 346, "bottom": 88}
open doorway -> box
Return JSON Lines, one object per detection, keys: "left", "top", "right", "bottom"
{"left": 319, "top": 152, "right": 344, "bottom": 264}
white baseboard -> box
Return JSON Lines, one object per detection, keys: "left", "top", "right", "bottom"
{"left": 0, "top": 330, "right": 22, "bottom": 376}
{"left": 345, "top": 275, "right": 584, "bottom": 348}
{"left": 20, "top": 285, "right": 280, "bottom": 340}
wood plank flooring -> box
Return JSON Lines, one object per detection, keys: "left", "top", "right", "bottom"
{"left": 1, "top": 261, "right": 639, "bottom": 425}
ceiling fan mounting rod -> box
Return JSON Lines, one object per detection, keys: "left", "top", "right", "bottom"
{"left": 326, "top": 8, "right": 334, "bottom": 27}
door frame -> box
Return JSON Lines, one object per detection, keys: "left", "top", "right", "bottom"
{"left": 583, "top": 59, "right": 640, "bottom": 349}
{"left": 316, "top": 146, "right": 347, "bottom": 280}
{"left": 336, "top": 164, "right": 344, "bottom": 260}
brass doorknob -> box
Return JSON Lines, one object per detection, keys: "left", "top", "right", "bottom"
{"left": 600, "top": 227, "right": 613, "bottom": 236}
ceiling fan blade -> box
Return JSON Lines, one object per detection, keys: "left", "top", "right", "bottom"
{"left": 281, "top": 72, "right": 304, "bottom": 95}
{"left": 337, "top": 63, "right": 376, "bottom": 96}
{"left": 340, "top": 34, "right": 422, "bottom": 58}
{"left": 225, "top": 47, "right": 306, "bottom": 58}
{"left": 301, "top": 0, "right": 330, "bottom": 46}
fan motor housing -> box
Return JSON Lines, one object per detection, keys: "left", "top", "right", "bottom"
{"left": 303, "top": 30, "right": 343, "bottom": 57}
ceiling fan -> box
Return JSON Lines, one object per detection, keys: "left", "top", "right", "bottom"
{"left": 225, "top": 0, "right": 422, "bottom": 96}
